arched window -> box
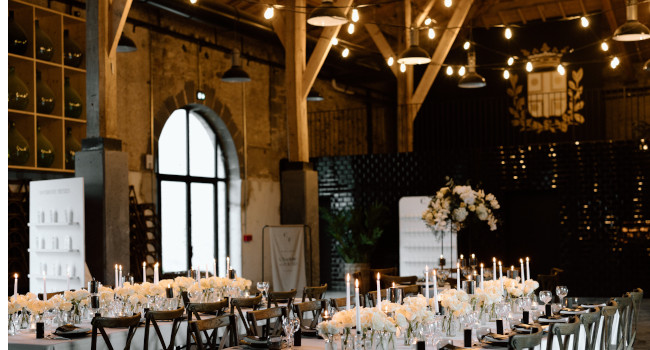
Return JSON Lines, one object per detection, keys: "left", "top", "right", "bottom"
{"left": 158, "top": 108, "right": 230, "bottom": 274}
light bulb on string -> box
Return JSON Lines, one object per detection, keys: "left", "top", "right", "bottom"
{"left": 526, "top": 61, "right": 533, "bottom": 72}
{"left": 507, "top": 57, "right": 514, "bottom": 66}
{"left": 557, "top": 64, "right": 565, "bottom": 75}
{"left": 400, "top": 63, "right": 406, "bottom": 73}
{"left": 610, "top": 56, "right": 620, "bottom": 69}
{"left": 446, "top": 66, "right": 453, "bottom": 76}
{"left": 424, "top": 17, "right": 432, "bottom": 26}
{"left": 601, "top": 42, "right": 609, "bottom": 51}
{"left": 444, "top": 0, "right": 452, "bottom": 7}
{"left": 347, "top": 23, "right": 355, "bottom": 34}
{"left": 351, "top": 8, "right": 359, "bottom": 22}
{"left": 458, "top": 66, "right": 466, "bottom": 76}
{"left": 428, "top": 28, "right": 435, "bottom": 39}
{"left": 189, "top": 0, "right": 197, "bottom": 4}
{"left": 504, "top": 27, "right": 512, "bottom": 40}
{"left": 387, "top": 56, "right": 394, "bottom": 66}
{"left": 580, "top": 16, "right": 589, "bottom": 28}
{"left": 264, "top": 6, "right": 274, "bottom": 19}
{"left": 503, "top": 70, "right": 510, "bottom": 79}
{"left": 342, "top": 47, "right": 350, "bottom": 58}
{"left": 463, "top": 41, "right": 470, "bottom": 50}
{"left": 331, "top": 37, "right": 338, "bottom": 45}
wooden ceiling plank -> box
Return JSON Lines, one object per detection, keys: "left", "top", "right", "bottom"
{"left": 108, "top": 0, "right": 133, "bottom": 57}
{"left": 578, "top": 0, "right": 587, "bottom": 14}
{"left": 301, "top": 0, "right": 354, "bottom": 100}
{"left": 410, "top": 0, "right": 473, "bottom": 110}
{"left": 414, "top": 0, "right": 437, "bottom": 27}
{"left": 364, "top": 23, "right": 399, "bottom": 76}
{"left": 601, "top": 0, "right": 618, "bottom": 31}
{"left": 537, "top": 5, "right": 547, "bottom": 21}
{"left": 558, "top": 1, "right": 567, "bottom": 18}
{"left": 271, "top": 15, "right": 286, "bottom": 48}
{"left": 497, "top": 10, "right": 508, "bottom": 25}
{"left": 517, "top": 8, "right": 527, "bottom": 24}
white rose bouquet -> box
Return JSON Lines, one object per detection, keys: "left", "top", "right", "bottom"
{"left": 317, "top": 320, "right": 343, "bottom": 337}
{"left": 422, "top": 178, "right": 500, "bottom": 237}
{"left": 523, "top": 279, "right": 539, "bottom": 296}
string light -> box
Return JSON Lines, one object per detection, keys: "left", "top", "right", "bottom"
{"left": 601, "top": 42, "right": 609, "bottom": 51}
{"left": 342, "top": 47, "right": 350, "bottom": 58}
{"left": 505, "top": 27, "right": 512, "bottom": 40}
{"left": 507, "top": 57, "right": 514, "bottom": 66}
{"left": 189, "top": 0, "right": 197, "bottom": 4}
{"left": 526, "top": 61, "right": 533, "bottom": 72}
{"left": 463, "top": 41, "right": 470, "bottom": 50}
{"left": 428, "top": 28, "right": 435, "bottom": 39}
{"left": 387, "top": 56, "right": 394, "bottom": 66}
{"left": 580, "top": 16, "right": 589, "bottom": 28}
{"left": 458, "top": 66, "right": 466, "bottom": 76}
{"left": 557, "top": 64, "right": 565, "bottom": 75}
{"left": 424, "top": 17, "right": 432, "bottom": 26}
{"left": 400, "top": 63, "right": 406, "bottom": 72}
{"left": 331, "top": 37, "right": 338, "bottom": 45}
{"left": 610, "top": 56, "right": 620, "bottom": 69}
{"left": 446, "top": 66, "right": 453, "bottom": 75}
{"left": 347, "top": 23, "right": 355, "bottom": 34}
{"left": 264, "top": 6, "right": 274, "bottom": 19}
{"left": 351, "top": 8, "right": 359, "bottom": 22}
{"left": 444, "top": 0, "right": 452, "bottom": 7}
{"left": 503, "top": 70, "right": 510, "bottom": 79}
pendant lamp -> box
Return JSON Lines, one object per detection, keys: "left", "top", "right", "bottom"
{"left": 613, "top": 0, "right": 650, "bottom": 41}
{"left": 222, "top": 48, "right": 250, "bottom": 83}
{"left": 117, "top": 35, "right": 137, "bottom": 53}
{"left": 458, "top": 50, "right": 486, "bottom": 88}
{"left": 307, "top": 0, "right": 348, "bottom": 27}
{"left": 397, "top": 29, "right": 431, "bottom": 65}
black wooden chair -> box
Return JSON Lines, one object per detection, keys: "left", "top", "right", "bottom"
{"left": 188, "top": 313, "right": 237, "bottom": 350}
{"left": 91, "top": 313, "right": 141, "bottom": 350}
{"left": 245, "top": 306, "right": 286, "bottom": 339}
{"left": 143, "top": 307, "right": 185, "bottom": 350}
{"left": 302, "top": 284, "right": 327, "bottom": 301}
{"left": 230, "top": 294, "right": 263, "bottom": 337}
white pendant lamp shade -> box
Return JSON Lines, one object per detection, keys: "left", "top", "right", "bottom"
{"left": 307, "top": 0, "right": 348, "bottom": 27}
{"left": 222, "top": 49, "right": 251, "bottom": 83}
{"left": 458, "top": 50, "right": 486, "bottom": 88}
{"left": 613, "top": 0, "right": 650, "bottom": 41}
{"left": 397, "top": 29, "right": 431, "bottom": 65}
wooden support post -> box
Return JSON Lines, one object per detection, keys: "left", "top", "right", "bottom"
{"left": 285, "top": 0, "right": 308, "bottom": 163}
{"left": 397, "top": 0, "right": 414, "bottom": 152}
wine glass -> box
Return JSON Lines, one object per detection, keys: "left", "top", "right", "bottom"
{"left": 282, "top": 317, "right": 299, "bottom": 348}
{"left": 555, "top": 286, "right": 568, "bottom": 308}
{"left": 539, "top": 290, "right": 552, "bottom": 306}
{"left": 257, "top": 281, "right": 269, "bottom": 307}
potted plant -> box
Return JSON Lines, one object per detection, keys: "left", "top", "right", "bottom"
{"left": 320, "top": 202, "right": 388, "bottom": 275}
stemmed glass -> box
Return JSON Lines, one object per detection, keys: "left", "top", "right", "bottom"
{"left": 539, "top": 291, "right": 552, "bottom": 307}
{"left": 282, "top": 316, "right": 300, "bottom": 349}
{"left": 424, "top": 315, "right": 443, "bottom": 348}
{"left": 555, "top": 286, "right": 568, "bottom": 308}
{"left": 257, "top": 282, "right": 269, "bottom": 307}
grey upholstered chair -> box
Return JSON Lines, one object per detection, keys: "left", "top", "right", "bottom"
{"left": 580, "top": 309, "right": 602, "bottom": 350}
{"left": 509, "top": 326, "right": 543, "bottom": 350}
{"left": 545, "top": 317, "right": 580, "bottom": 350}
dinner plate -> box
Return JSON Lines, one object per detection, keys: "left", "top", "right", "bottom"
{"left": 537, "top": 317, "right": 569, "bottom": 323}
{"left": 560, "top": 308, "right": 589, "bottom": 315}
{"left": 53, "top": 328, "right": 91, "bottom": 338}
{"left": 581, "top": 303, "right": 606, "bottom": 309}
{"left": 483, "top": 333, "right": 510, "bottom": 343}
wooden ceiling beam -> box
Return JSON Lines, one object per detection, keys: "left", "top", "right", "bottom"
{"left": 301, "top": 0, "right": 354, "bottom": 100}
{"left": 414, "top": 0, "right": 437, "bottom": 28}
{"left": 364, "top": 23, "right": 399, "bottom": 76}
{"left": 517, "top": 8, "right": 527, "bottom": 24}
{"left": 108, "top": 0, "right": 133, "bottom": 57}
{"left": 537, "top": 5, "right": 547, "bottom": 21}
{"left": 410, "top": 0, "right": 473, "bottom": 109}
{"left": 271, "top": 14, "right": 286, "bottom": 48}
{"left": 557, "top": 1, "right": 567, "bottom": 18}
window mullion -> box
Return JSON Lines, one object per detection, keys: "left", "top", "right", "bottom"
{"left": 185, "top": 109, "right": 192, "bottom": 271}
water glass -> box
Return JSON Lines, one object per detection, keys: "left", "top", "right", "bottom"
{"left": 555, "top": 286, "right": 568, "bottom": 307}
{"left": 539, "top": 290, "right": 552, "bottom": 305}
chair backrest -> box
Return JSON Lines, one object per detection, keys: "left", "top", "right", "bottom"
{"left": 293, "top": 300, "right": 323, "bottom": 329}
{"left": 38, "top": 291, "right": 65, "bottom": 300}
{"left": 580, "top": 309, "right": 602, "bottom": 350}
{"left": 510, "top": 326, "right": 543, "bottom": 350}
{"left": 626, "top": 289, "right": 643, "bottom": 349}
{"left": 352, "top": 268, "right": 398, "bottom": 295}
{"left": 600, "top": 305, "right": 618, "bottom": 350}
{"left": 613, "top": 296, "right": 632, "bottom": 350}
{"left": 545, "top": 318, "right": 580, "bottom": 350}
{"left": 189, "top": 313, "right": 237, "bottom": 350}
{"left": 144, "top": 307, "right": 185, "bottom": 350}
{"left": 302, "top": 284, "right": 327, "bottom": 301}
{"left": 331, "top": 296, "right": 358, "bottom": 311}
{"left": 366, "top": 290, "right": 388, "bottom": 308}
{"left": 536, "top": 274, "right": 559, "bottom": 295}
{"left": 380, "top": 275, "right": 418, "bottom": 288}
{"left": 245, "top": 306, "right": 286, "bottom": 338}
{"left": 91, "top": 313, "right": 141, "bottom": 350}
{"left": 400, "top": 285, "right": 421, "bottom": 297}
{"left": 268, "top": 289, "right": 297, "bottom": 311}
{"left": 230, "top": 294, "right": 263, "bottom": 336}
{"left": 185, "top": 299, "right": 230, "bottom": 348}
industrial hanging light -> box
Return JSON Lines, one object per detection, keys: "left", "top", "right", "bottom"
{"left": 613, "top": 0, "right": 650, "bottom": 41}
{"left": 397, "top": 29, "right": 431, "bottom": 65}
{"left": 307, "top": 90, "right": 324, "bottom": 101}
{"left": 307, "top": 0, "right": 348, "bottom": 27}
{"left": 117, "top": 34, "right": 137, "bottom": 52}
{"left": 458, "top": 50, "right": 486, "bottom": 88}
{"left": 222, "top": 48, "right": 250, "bottom": 82}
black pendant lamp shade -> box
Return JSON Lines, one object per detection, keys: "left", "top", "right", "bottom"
{"left": 307, "top": 0, "right": 348, "bottom": 27}
{"left": 117, "top": 34, "right": 137, "bottom": 52}
{"left": 397, "top": 29, "right": 431, "bottom": 65}
{"left": 458, "top": 50, "right": 486, "bottom": 88}
{"left": 222, "top": 48, "right": 251, "bottom": 83}
{"left": 307, "top": 90, "right": 324, "bottom": 101}
{"left": 613, "top": 0, "right": 650, "bottom": 41}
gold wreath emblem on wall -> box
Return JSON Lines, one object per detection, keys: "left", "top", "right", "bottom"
{"left": 507, "top": 68, "right": 585, "bottom": 133}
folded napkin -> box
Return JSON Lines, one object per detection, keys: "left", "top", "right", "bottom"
{"left": 56, "top": 324, "right": 79, "bottom": 333}
{"left": 439, "top": 343, "right": 482, "bottom": 350}
{"left": 560, "top": 307, "right": 589, "bottom": 315}
{"left": 581, "top": 303, "right": 606, "bottom": 308}
{"left": 483, "top": 333, "right": 511, "bottom": 342}
{"left": 538, "top": 316, "right": 569, "bottom": 323}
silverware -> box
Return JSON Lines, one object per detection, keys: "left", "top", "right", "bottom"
{"left": 46, "top": 334, "right": 70, "bottom": 340}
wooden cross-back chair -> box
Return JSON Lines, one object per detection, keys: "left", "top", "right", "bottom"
{"left": 545, "top": 317, "right": 580, "bottom": 350}
{"left": 626, "top": 289, "right": 643, "bottom": 350}
{"left": 380, "top": 275, "right": 418, "bottom": 288}
{"left": 366, "top": 290, "right": 387, "bottom": 308}
{"left": 302, "top": 284, "right": 327, "bottom": 301}
{"left": 143, "top": 307, "right": 185, "bottom": 350}
{"left": 188, "top": 314, "right": 237, "bottom": 350}
{"left": 293, "top": 300, "right": 324, "bottom": 330}
{"left": 400, "top": 285, "right": 421, "bottom": 297}
{"left": 509, "top": 326, "right": 543, "bottom": 350}
{"left": 268, "top": 289, "right": 297, "bottom": 313}
{"left": 38, "top": 291, "right": 64, "bottom": 300}
{"left": 580, "top": 309, "right": 602, "bottom": 350}
{"left": 91, "top": 313, "right": 141, "bottom": 350}
{"left": 245, "top": 306, "right": 286, "bottom": 339}
{"left": 600, "top": 305, "right": 618, "bottom": 350}
{"left": 612, "top": 296, "right": 633, "bottom": 350}
{"left": 229, "top": 294, "right": 263, "bottom": 337}
{"left": 331, "top": 296, "right": 362, "bottom": 311}
{"left": 185, "top": 300, "right": 230, "bottom": 349}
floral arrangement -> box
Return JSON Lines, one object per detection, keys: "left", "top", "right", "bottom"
{"left": 317, "top": 320, "right": 344, "bottom": 337}
{"left": 438, "top": 289, "right": 472, "bottom": 317}
{"left": 25, "top": 299, "right": 53, "bottom": 316}
{"left": 502, "top": 277, "right": 539, "bottom": 298}
{"left": 422, "top": 178, "right": 500, "bottom": 236}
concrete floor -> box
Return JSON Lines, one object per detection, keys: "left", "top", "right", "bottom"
{"left": 635, "top": 298, "right": 650, "bottom": 350}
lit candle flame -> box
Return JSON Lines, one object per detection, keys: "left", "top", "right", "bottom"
{"left": 377, "top": 272, "right": 380, "bottom": 280}
{"left": 355, "top": 279, "right": 359, "bottom": 288}
{"left": 346, "top": 273, "right": 350, "bottom": 282}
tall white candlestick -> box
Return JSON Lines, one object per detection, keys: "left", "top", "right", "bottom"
{"left": 143, "top": 262, "right": 147, "bottom": 283}
{"left": 119, "top": 265, "right": 123, "bottom": 287}
{"left": 196, "top": 266, "right": 201, "bottom": 281}
{"left": 424, "top": 266, "right": 429, "bottom": 304}
{"left": 376, "top": 273, "right": 381, "bottom": 308}
{"left": 346, "top": 273, "right": 351, "bottom": 311}
{"left": 154, "top": 263, "right": 159, "bottom": 284}
{"left": 226, "top": 256, "right": 230, "bottom": 272}
{"left": 213, "top": 259, "right": 217, "bottom": 277}
{"left": 206, "top": 264, "right": 209, "bottom": 279}
{"left": 433, "top": 269, "right": 439, "bottom": 313}
{"left": 66, "top": 271, "right": 70, "bottom": 291}
{"left": 457, "top": 262, "right": 461, "bottom": 290}
{"left": 526, "top": 257, "right": 531, "bottom": 281}
{"left": 498, "top": 261, "right": 503, "bottom": 278}
{"left": 520, "top": 259, "right": 525, "bottom": 281}
{"left": 115, "top": 264, "right": 119, "bottom": 288}
{"left": 480, "top": 263, "right": 484, "bottom": 289}
{"left": 354, "top": 279, "right": 361, "bottom": 334}
{"left": 492, "top": 258, "right": 497, "bottom": 281}
{"left": 43, "top": 271, "right": 47, "bottom": 300}
{"left": 14, "top": 273, "right": 18, "bottom": 298}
